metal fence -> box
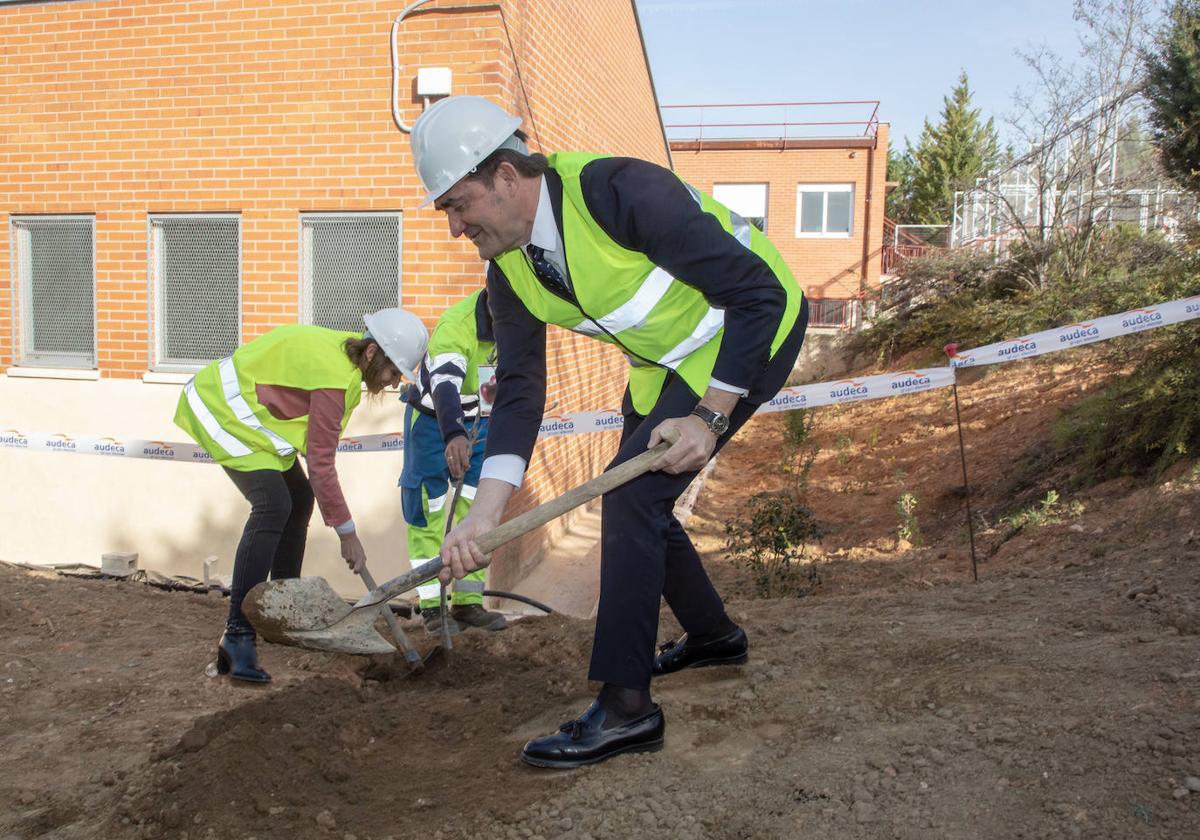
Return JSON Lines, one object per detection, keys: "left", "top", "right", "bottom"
{"left": 949, "top": 94, "right": 1197, "bottom": 253}
{"left": 661, "top": 100, "right": 881, "bottom": 145}
{"left": 807, "top": 298, "right": 861, "bottom": 330}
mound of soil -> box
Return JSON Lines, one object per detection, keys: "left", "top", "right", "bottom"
{"left": 2, "top": 348, "right": 1198, "bottom": 840}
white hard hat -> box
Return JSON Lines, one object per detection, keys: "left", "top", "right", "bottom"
{"left": 410, "top": 95, "right": 527, "bottom": 207}
{"left": 362, "top": 307, "right": 428, "bottom": 381}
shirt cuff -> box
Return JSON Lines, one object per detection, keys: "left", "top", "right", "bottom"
{"left": 481, "top": 454, "right": 527, "bottom": 488}
{"left": 708, "top": 377, "right": 749, "bottom": 398}
{"left": 334, "top": 519, "right": 356, "bottom": 536}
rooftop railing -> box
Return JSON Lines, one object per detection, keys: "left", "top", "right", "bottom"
{"left": 661, "top": 100, "right": 881, "bottom": 145}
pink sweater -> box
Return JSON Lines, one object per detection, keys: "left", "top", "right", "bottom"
{"left": 256, "top": 383, "right": 353, "bottom": 528}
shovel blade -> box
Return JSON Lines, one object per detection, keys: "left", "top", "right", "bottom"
{"left": 243, "top": 577, "right": 395, "bottom": 655}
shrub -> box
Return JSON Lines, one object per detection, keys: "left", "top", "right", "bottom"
{"left": 1050, "top": 323, "right": 1200, "bottom": 484}
{"left": 855, "top": 227, "right": 1195, "bottom": 367}
{"left": 895, "top": 492, "right": 922, "bottom": 545}
{"left": 1000, "top": 489, "right": 1085, "bottom": 530}
{"left": 723, "top": 491, "right": 823, "bottom": 598}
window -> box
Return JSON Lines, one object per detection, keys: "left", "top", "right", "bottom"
{"left": 300, "top": 213, "right": 401, "bottom": 331}
{"left": 149, "top": 214, "right": 241, "bottom": 369}
{"left": 11, "top": 216, "right": 95, "bottom": 368}
{"left": 712, "top": 183, "right": 768, "bottom": 233}
{"left": 796, "top": 184, "right": 854, "bottom": 237}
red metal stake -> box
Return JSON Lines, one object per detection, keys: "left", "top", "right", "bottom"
{"left": 945, "top": 345, "right": 979, "bottom": 582}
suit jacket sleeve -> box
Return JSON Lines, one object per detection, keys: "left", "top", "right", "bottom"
{"left": 482, "top": 260, "right": 547, "bottom": 465}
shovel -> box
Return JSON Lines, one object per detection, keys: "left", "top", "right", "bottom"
{"left": 358, "top": 563, "right": 427, "bottom": 671}
{"left": 243, "top": 427, "right": 679, "bottom": 655}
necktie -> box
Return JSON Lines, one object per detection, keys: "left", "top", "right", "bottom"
{"left": 526, "top": 244, "right": 569, "bottom": 294}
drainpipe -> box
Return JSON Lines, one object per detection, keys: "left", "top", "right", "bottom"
{"left": 859, "top": 137, "right": 875, "bottom": 297}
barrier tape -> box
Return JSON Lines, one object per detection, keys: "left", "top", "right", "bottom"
{"left": 948, "top": 295, "right": 1200, "bottom": 368}
{"left": 4, "top": 295, "right": 1198, "bottom": 463}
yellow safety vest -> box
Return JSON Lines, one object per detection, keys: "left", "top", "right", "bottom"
{"left": 493, "top": 152, "right": 803, "bottom": 414}
{"left": 173, "top": 325, "right": 363, "bottom": 471}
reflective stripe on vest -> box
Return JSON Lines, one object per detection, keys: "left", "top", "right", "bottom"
{"left": 419, "top": 349, "right": 481, "bottom": 416}
{"left": 428, "top": 351, "right": 468, "bottom": 390}
{"left": 414, "top": 291, "right": 493, "bottom": 416}
{"left": 218, "top": 358, "right": 296, "bottom": 458}
{"left": 554, "top": 259, "right": 727, "bottom": 370}
{"left": 661, "top": 307, "right": 727, "bottom": 370}
{"left": 183, "top": 379, "right": 252, "bottom": 458}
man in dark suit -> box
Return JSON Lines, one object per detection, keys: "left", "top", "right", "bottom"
{"left": 409, "top": 95, "right": 808, "bottom": 768}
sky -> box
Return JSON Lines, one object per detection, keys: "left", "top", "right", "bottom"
{"left": 636, "top": 0, "right": 1091, "bottom": 151}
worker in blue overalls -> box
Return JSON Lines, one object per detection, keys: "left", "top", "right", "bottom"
{"left": 400, "top": 289, "right": 507, "bottom": 635}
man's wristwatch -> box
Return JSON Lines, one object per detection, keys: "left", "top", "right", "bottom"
{"left": 690, "top": 404, "right": 730, "bottom": 436}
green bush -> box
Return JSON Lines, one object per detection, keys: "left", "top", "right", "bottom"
{"left": 1000, "top": 489, "right": 1085, "bottom": 530}
{"left": 723, "top": 491, "right": 823, "bottom": 598}
{"left": 856, "top": 228, "right": 1196, "bottom": 367}
{"left": 862, "top": 227, "right": 1200, "bottom": 492}
{"left": 1050, "top": 323, "right": 1200, "bottom": 484}
{"left": 782, "top": 407, "right": 812, "bottom": 450}
{"left": 895, "top": 492, "right": 922, "bottom": 545}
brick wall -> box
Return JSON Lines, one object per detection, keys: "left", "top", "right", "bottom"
{"left": 458, "top": 0, "right": 672, "bottom": 581}
{"left": 669, "top": 123, "right": 891, "bottom": 303}
{"left": 0, "top": 0, "right": 669, "bottom": 584}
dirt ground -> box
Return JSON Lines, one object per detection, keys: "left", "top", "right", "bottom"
{"left": 2, "top": 347, "right": 1199, "bottom": 840}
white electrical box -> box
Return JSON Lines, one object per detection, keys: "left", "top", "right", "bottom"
{"left": 416, "top": 67, "right": 452, "bottom": 97}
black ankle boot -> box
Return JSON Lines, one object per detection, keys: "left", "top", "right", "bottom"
{"left": 216, "top": 622, "right": 271, "bottom": 683}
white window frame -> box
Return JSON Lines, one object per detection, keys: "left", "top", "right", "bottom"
{"left": 796, "top": 183, "right": 855, "bottom": 239}
{"left": 298, "top": 211, "right": 403, "bottom": 328}
{"left": 147, "top": 213, "right": 242, "bottom": 373}
{"left": 10, "top": 214, "right": 97, "bottom": 370}
{"left": 712, "top": 183, "right": 768, "bottom": 234}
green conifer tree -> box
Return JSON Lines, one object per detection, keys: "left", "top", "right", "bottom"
{"left": 1144, "top": 0, "right": 1200, "bottom": 193}
{"left": 885, "top": 147, "right": 918, "bottom": 221}
{"left": 908, "top": 72, "right": 1000, "bottom": 224}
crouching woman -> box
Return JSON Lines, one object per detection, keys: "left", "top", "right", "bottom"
{"left": 173, "top": 309, "right": 428, "bottom": 683}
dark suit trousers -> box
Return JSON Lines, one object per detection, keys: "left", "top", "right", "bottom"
{"left": 588, "top": 300, "right": 808, "bottom": 689}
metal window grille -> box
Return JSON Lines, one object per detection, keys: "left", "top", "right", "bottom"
{"left": 808, "top": 298, "right": 857, "bottom": 328}
{"left": 11, "top": 216, "right": 95, "bottom": 368}
{"left": 149, "top": 215, "right": 241, "bottom": 368}
{"left": 300, "top": 213, "right": 401, "bottom": 331}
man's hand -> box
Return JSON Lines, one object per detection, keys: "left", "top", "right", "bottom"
{"left": 649, "top": 414, "right": 717, "bottom": 474}
{"left": 444, "top": 435, "right": 470, "bottom": 480}
{"left": 649, "top": 388, "right": 740, "bottom": 474}
{"left": 438, "top": 510, "right": 499, "bottom": 585}
{"left": 339, "top": 531, "right": 368, "bottom": 574}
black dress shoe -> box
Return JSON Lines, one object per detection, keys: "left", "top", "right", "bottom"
{"left": 652, "top": 626, "right": 748, "bottom": 677}
{"left": 521, "top": 702, "right": 664, "bottom": 768}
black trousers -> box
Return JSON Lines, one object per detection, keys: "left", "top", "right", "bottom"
{"left": 222, "top": 460, "right": 315, "bottom": 629}
{"left": 589, "top": 299, "right": 808, "bottom": 689}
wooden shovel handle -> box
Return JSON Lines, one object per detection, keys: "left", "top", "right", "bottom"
{"left": 354, "top": 427, "right": 680, "bottom": 610}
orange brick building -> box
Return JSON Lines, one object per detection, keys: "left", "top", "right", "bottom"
{"left": 0, "top": 0, "right": 668, "bottom": 589}
{"left": 665, "top": 103, "right": 890, "bottom": 333}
